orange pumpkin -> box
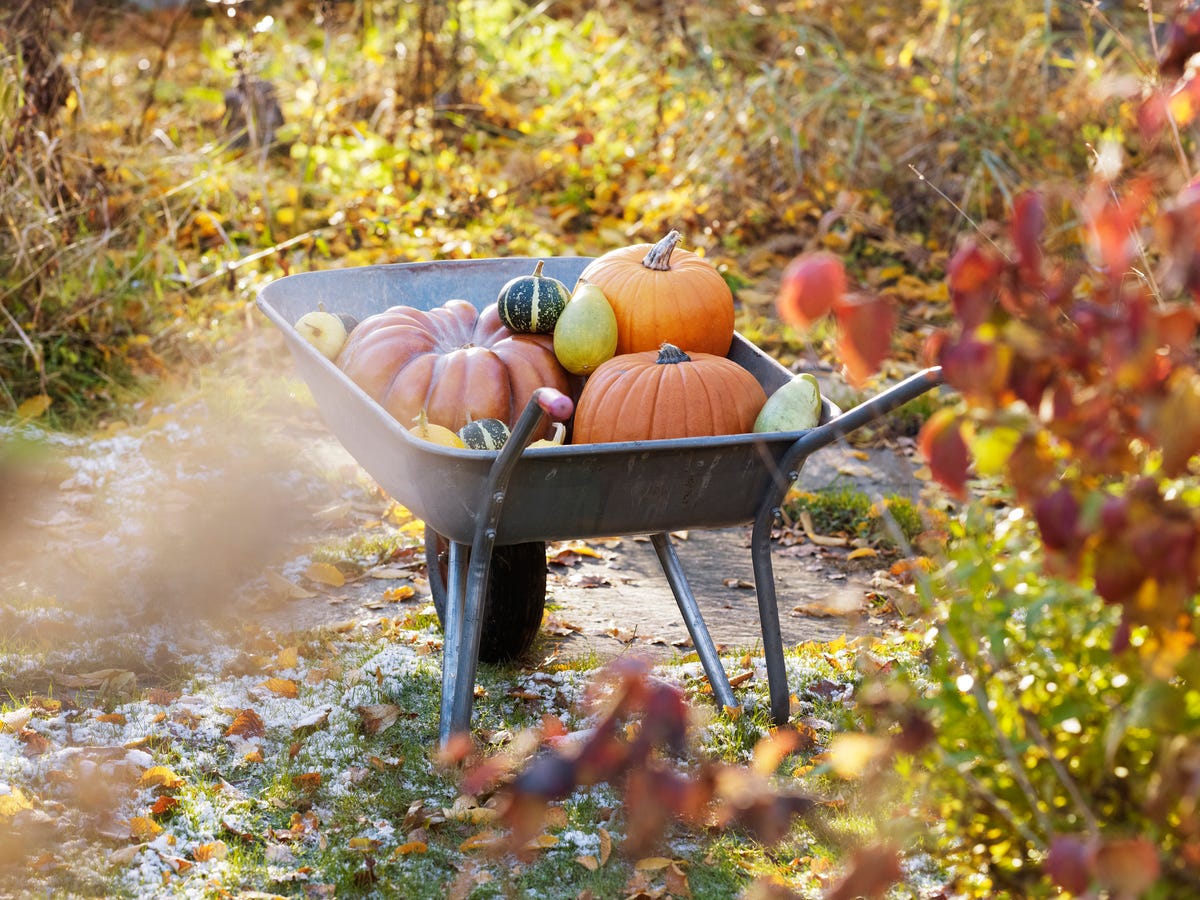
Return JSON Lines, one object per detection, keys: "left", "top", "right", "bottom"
{"left": 572, "top": 343, "right": 767, "bottom": 443}
{"left": 335, "top": 299, "right": 570, "bottom": 436}
{"left": 578, "top": 230, "right": 735, "bottom": 357}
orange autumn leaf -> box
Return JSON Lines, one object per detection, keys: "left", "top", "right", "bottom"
{"left": 225, "top": 708, "right": 266, "bottom": 738}
{"left": 261, "top": 677, "right": 299, "bottom": 698}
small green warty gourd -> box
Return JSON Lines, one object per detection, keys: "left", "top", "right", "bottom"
{"left": 496, "top": 260, "right": 571, "bottom": 334}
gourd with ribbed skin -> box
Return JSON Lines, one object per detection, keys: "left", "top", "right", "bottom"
{"left": 458, "top": 417, "right": 511, "bottom": 450}
{"left": 572, "top": 343, "right": 767, "bottom": 444}
{"left": 577, "top": 230, "right": 735, "bottom": 357}
{"left": 335, "top": 299, "right": 569, "bottom": 439}
{"left": 496, "top": 260, "right": 571, "bottom": 334}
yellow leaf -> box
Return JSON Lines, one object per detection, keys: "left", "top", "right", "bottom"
{"left": 141, "top": 766, "right": 185, "bottom": 789}
{"left": 95, "top": 712, "right": 127, "bottom": 725}
{"left": 192, "top": 841, "right": 228, "bottom": 862}
{"left": 524, "top": 834, "right": 559, "bottom": 850}
{"left": 636, "top": 857, "right": 675, "bottom": 871}
{"left": 0, "top": 786, "right": 33, "bottom": 818}
{"left": 577, "top": 855, "right": 599, "bottom": 870}
{"left": 827, "top": 733, "right": 891, "bottom": 778}
{"left": 847, "top": 547, "right": 878, "bottom": 560}
{"left": 393, "top": 840, "right": 427, "bottom": 856}
{"left": 17, "top": 394, "right": 51, "bottom": 420}
{"left": 305, "top": 562, "right": 345, "bottom": 587}
{"left": 130, "top": 816, "right": 163, "bottom": 841}
{"left": 261, "top": 677, "right": 299, "bottom": 698}
{"left": 275, "top": 646, "right": 299, "bottom": 670}
{"left": 599, "top": 827, "right": 612, "bottom": 865}
{"left": 459, "top": 830, "right": 499, "bottom": 852}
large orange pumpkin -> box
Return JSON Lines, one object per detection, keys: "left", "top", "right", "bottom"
{"left": 572, "top": 343, "right": 766, "bottom": 443}
{"left": 335, "top": 299, "right": 570, "bottom": 436}
{"left": 578, "top": 230, "right": 735, "bottom": 357}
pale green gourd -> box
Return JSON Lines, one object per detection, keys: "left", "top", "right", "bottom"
{"left": 753, "top": 373, "right": 823, "bottom": 433}
{"left": 552, "top": 281, "right": 619, "bottom": 376}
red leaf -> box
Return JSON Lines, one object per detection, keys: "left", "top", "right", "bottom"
{"left": 1011, "top": 191, "right": 1044, "bottom": 284}
{"left": 775, "top": 251, "right": 846, "bottom": 329}
{"left": 833, "top": 292, "right": 895, "bottom": 386}
{"left": 1086, "top": 180, "right": 1151, "bottom": 279}
{"left": 1046, "top": 835, "right": 1093, "bottom": 895}
{"left": 825, "top": 843, "right": 903, "bottom": 900}
{"left": 917, "top": 409, "right": 970, "bottom": 500}
{"left": 946, "top": 240, "right": 1002, "bottom": 330}
{"left": 937, "top": 334, "right": 1008, "bottom": 405}
{"left": 1091, "top": 837, "right": 1161, "bottom": 898}
{"left": 1034, "top": 487, "right": 1081, "bottom": 553}
{"left": 1158, "top": 8, "right": 1200, "bottom": 78}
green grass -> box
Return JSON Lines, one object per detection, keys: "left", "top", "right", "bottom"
{"left": 783, "top": 484, "right": 926, "bottom": 550}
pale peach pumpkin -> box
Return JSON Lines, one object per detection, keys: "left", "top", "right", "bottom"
{"left": 335, "top": 299, "right": 570, "bottom": 437}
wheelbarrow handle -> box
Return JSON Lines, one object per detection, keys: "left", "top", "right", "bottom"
{"left": 534, "top": 387, "right": 574, "bottom": 423}
{"left": 441, "top": 385, "right": 573, "bottom": 742}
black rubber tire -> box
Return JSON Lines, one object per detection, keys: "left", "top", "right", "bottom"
{"left": 424, "top": 526, "right": 547, "bottom": 664}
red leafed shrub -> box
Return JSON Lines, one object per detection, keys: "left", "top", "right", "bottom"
{"left": 860, "top": 12, "right": 1200, "bottom": 897}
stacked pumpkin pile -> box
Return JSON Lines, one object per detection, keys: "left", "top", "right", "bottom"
{"left": 294, "top": 231, "right": 824, "bottom": 450}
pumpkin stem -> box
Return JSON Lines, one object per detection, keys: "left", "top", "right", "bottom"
{"left": 656, "top": 342, "right": 691, "bottom": 365}
{"left": 641, "top": 230, "right": 682, "bottom": 271}
{"left": 531, "top": 259, "right": 545, "bottom": 277}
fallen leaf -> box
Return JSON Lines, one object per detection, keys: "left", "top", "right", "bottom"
{"left": 392, "top": 841, "right": 427, "bottom": 856}
{"left": 192, "top": 841, "right": 228, "bottom": 862}
{"left": 274, "top": 647, "right": 300, "bottom": 670}
{"left": 261, "top": 677, "right": 299, "bottom": 699}
{"left": 265, "top": 570, "right": 316, "bottom": 600}
{"left": 225, "top": 708, "right": 266, "bottom": 739}
{"left": 636, "top": 856, "right": 675, "bottom": 871}
{"left": 577, "top": 855, "right": 599, "bottom": 870}
{"left": 140, "top": 766, "right": 185, "bottom": 789}
{"left": 129, "top": 816, "right": 163, "bottom": 841}
{"left": 799, "top": 511, "right": 850, "bottom": 547}
{"left": 357, "top": 703, "right": 403, "bottom": 735}
{"left": 292, "top": 772, "right": 322, "bottom": 791}
{"left": 305, "top": 562, "right": 346, "bottom": 587}
{"left": 17, "top": 394, "right": 51, "bottom": 420}
{"left": 847, "top": 547, "right": 878, "bottom": 560}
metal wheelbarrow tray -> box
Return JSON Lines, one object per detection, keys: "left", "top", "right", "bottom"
{"left": 257, "top": 257, "right": 942, "bottom": 744}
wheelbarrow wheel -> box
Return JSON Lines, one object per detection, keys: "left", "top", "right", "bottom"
{"left": 424, "top": 526, "right": 546, "bottom": 664}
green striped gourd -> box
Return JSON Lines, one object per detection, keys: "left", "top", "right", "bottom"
{"left": 496, "top": 260, "right": 570, "bottom": 334}
{"left": 458, "top": 417, "right": 511, "bottom": 450}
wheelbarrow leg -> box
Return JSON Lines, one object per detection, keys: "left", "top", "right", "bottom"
{"left": 750, "top": 507, "right": 792, "bottom": 726}
{"left": 439, "top": 540, "right": 472, "bottom": 745}
{"left": 649, "top": 532, "right": 739, "bottom": 714}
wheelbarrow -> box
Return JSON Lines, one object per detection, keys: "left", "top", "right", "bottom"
{"left": 256, "top": 257, "right": 943, "bottom": 745}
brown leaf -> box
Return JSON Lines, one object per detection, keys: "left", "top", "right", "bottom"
{"left": 357, "top": 703, "right": 403, "bottom": 735}
{"left": 225, "top": 708, "right": 266, "bottom": 739}
{"left": 825, "top": 843, "right": 903, "bottom": 899}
